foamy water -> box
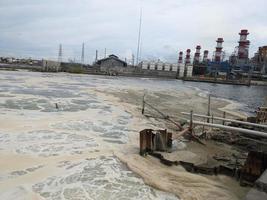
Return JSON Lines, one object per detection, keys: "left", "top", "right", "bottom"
{"left": 0, "top": 71, "right": 177, "bottom": 200}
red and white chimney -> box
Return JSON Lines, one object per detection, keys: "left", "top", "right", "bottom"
{"left": 178, "top": 51, "right": 183, "bottom": 64}
{"left": 214, "top": 38, "right": 224, "bottom": 62}
{"left": 238, "top": 29, "right": 250, "bottom": 59}
{"left": 194, "top": 45, "right": 201, "bottom": 63}
{"left": 203, "top": 50, "right": 209, "bottom": 62}
{"left": 185, "top": 49, "right": 191, "bottom": 65}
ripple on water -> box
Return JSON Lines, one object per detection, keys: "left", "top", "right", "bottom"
{"left": 32, "top": 156, "right": 178, "bottom": 200}
{"left": 0, "top": 131, "right": 98, "bottom": 157}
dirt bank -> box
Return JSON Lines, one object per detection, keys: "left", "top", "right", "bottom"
{"left": 97, "top": 87, "right": 250, "bottom": 200}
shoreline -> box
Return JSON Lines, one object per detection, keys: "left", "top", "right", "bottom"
{"left": 97, "top": 87, "right": 250, "bottom": 200}
{"left": 0, "top": 70, "right": 254, "bottom": 200}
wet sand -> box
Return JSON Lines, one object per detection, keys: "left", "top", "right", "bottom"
{"left": 0, "top": 71, "right": 250, "bottom": 200}
{"left": 97, "top": 88, "right": 249, "bottom": 200}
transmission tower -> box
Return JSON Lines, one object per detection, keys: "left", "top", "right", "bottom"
{"left": 58, "top": 44, "right": 62, "bottom": 63}
{"left": 81, "top": 43, "right": 85, "bottom": 64}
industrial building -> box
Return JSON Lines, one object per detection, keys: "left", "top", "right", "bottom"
{"left": 140, "top": 61, "right": 178, "bottom": 72}
{"left": 42, "top": 60, "right": 61, "bottom": 72}
{"left": 251, "top": 46, "right": 267, "bottom": 75}
{"left": 96, "top": 54, "right": 127, "bottom": 69}
{"left": 229, "top": 29, "right": 251, "bottom": 74}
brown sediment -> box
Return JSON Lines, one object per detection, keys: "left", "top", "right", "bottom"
{"left": 98, "top": 88, "right": 250, "bottom": 200}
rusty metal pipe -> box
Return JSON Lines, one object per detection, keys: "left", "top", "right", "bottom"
{"left": 182, "top": 112, "right": 267, "bottom": 129}
{"left": 187, "top": 120, "right": 267, "bottom": 138}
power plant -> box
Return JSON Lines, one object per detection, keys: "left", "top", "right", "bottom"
{"left": 176, "top": 29, "right": 267, "bottom": 81}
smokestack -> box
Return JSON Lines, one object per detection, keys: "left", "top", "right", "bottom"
{"left": 203, "top": 50, "right": 209, "bottom": 62}
{"left": 238, "top": 29, "right": 250, "bottom": 60}
{"left": 185, "top": 49, "right": 191, "bottom": 65}
{"left": 178, "top": 51, "right": 183, "bottom": 64}
{"left": 194, "top": 45, "right": 201, "bottom": 63}
{"left": 214, "top": 38, "right": 224, "bottom": 62}
{"left": 95, "top": 50, "right": 98, "bottom": 62}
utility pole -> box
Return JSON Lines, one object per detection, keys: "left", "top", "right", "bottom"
{"left": 95, "top": 50, "right": 98, "bottom": 63}
{"left": 136, "top": 6, "right": 142, "bottom": 66}
{"left": 132, "top": 54, "right": 135, "bottom": 66}
{"left": 81, "top": 43, "right": 85, "bottom": 64}
{"left": 104, "top": 48, "right": 107, "bottom": 58}
{"left": 57, "top": 44, "right": 63, "bottom": 72}
{"left": 58, "top": 44, "right": 62, "bottom": 63}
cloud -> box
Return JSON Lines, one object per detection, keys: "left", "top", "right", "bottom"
{"left": 0, "top": 0, "right": 266, "bottom": 63}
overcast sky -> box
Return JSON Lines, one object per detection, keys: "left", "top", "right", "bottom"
{"left": 0, "top": 0, "right": 266, "bottom": 64}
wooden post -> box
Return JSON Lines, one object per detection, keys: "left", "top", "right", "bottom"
{"left": 190, "top": 110, "right": 193, "bottom": 132}
{"left": 222, "top": 112, "right": 226, "bottom": 125}
{"left": 142, "top": 93, "right": 145, "bottom": 115}
{"left": 211, "top": 114, "right": 214, "bottom": 124}
{"left": 207, "top": 94, "right": 211, "bottom": 123}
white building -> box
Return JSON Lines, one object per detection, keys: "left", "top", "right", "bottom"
{"left": 140, "top": 61, "right": 178, "bottom": 72}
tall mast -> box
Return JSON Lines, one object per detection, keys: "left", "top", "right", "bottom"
{"left": 136, "top": 6, "right": 142, "bottom": 66}
{"left": 81, "top": 42, "right": 85, "bottom": 64}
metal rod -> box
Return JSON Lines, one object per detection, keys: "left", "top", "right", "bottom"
{"left": 207, "top": 94, "right": 211, "bottom": 123}
{"left": 144, "top": 101, "right": 183, "bottom": 130}
{"left": 189, "top": 110, "right": 193, "bottom": 131}
{"left": 186, "top": 120, "right": 267, "bottom": 138}
{"left": 182, "top": 112, "right": 267, "bottom": 129}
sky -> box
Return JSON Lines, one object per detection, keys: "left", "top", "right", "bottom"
{"left": 0, "top": 0, "right": 267, "bottom": 64}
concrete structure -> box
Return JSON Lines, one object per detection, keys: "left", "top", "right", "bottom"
{"left": 245, "top": 169, "right": 267, "bottom": 200}
{"left": 42, "top": 60, "right": 61, "bottom": 72}
{"left": 214, "top": 38, "right": 224, "bottom": 62}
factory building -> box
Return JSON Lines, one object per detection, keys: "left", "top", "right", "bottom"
{"left": 251, "top": 46, "right": 267, "bottom": 75}
{"left": 96, "top": 54, "right": 127, "bottom": 70}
